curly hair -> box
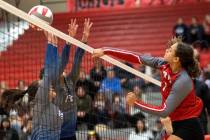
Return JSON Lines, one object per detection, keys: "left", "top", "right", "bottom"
{"left": 167, "top": 37, "right": 200, "bottom": 78}
{"left": 175, "top": 42, "right": 200, "bottom": 78}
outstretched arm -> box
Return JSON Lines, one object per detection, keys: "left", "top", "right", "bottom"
{"left": 59, "top": 44, "right": 71, "bottom": 75}
{"left": 93, "top": 47, "right": 166, "bottom": 69}
{"left": 59, "top": 19, "right": 79, "bottom": 76}
{"left": 67, "top": 18, "right": 93, "bottom": 82}
{"left": 127, "top": 72, "right": 193, "bottom": 118}
{"left": 36, "top": 32, "right": 59, "bottom": 106}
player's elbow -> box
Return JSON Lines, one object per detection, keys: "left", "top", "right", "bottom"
{"left": 159, "top": 110, "right": 170, "bottom": 118}
{"left": 160, "top": 113, "right": 168, "bottom": 118}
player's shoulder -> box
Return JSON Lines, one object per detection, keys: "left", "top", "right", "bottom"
{"left": 175, "top": 70, "right": 193, "bottom": 88}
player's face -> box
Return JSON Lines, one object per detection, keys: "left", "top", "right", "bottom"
{"left": 164, "top": 43, "right": 178, "bottom": 64}
{"left": 49, "top": 87, "right": 56, "bottom": 100}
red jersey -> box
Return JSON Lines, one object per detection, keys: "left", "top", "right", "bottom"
{"left": 103, "top": 48, "right": 203, "bottom": 121}
{"left": 159, "top": 64, "right": 203, "bottom": 121}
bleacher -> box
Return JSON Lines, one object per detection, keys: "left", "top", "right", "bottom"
{"left": 0, "top": 1, "right": 210, "bottom": 87}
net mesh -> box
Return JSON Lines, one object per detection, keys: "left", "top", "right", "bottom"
{"left": 0, "top": 3, "right": 163, "bottom": 140}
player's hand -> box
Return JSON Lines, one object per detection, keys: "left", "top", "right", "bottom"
{"left": 92, "top": 48, "right": 104, "bottom": 58}
{"left": 44, "top": 31, "right": 58, "bottom": 47}
{"left": 68, "top": 19, "right": 78, "bottom": 38}
{"left": 81, "top": 18, "right": 93, "bottom": 43}
{"left": 51, "top": 34, "right": 58, "bottom": 46}
{"left": 160, "top": 117, "right": 173, "bottom": 135}
{"left": 44, "top": 31, "right": 52, "bottom": 43}
{"left": 126, "top": 92, "right": 137, "bottom": 106}
{"left": 29, "top": 24, "right": 42, "bottom": 31}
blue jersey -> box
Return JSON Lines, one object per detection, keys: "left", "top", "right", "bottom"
{"left": 56, "top": 46, "right": 85, "bottom": 138}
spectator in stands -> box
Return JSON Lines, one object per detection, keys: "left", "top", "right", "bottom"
{"left": 0, "top": 89, "right": 25, "bottom": 114}
{"left": 204, "top": 64, "right": 210, "bottom": 88}
{"left": 78, "top": 0, "right": 85, "bottom": 9}
{"left": 0, "top": 117, "right": 19, "bottom": 140}
{"left": 95, "top": 0, "right": 100, "bottom": 7}
{"left": 192, "top": 40, "right": 209, "bottom": 51}
{"left": 149, "top": 0, "right": 164, "bottom": 5}
{"left": 152, "top": 119, "right": 163, "bottom": 140}
{"left": 173, "top": 17, "right": 188, "bottom": 43}
{"left": 20, "top": 119, "right": 32, "bottom": 140}
{"left": 112, "top": 94, "right": 125, "bottom": 114}
{"left": 203, "top": 14, "right": 210, "bottom": 45}
{"left": 87, "top": 0, "right": 95, "bottom": 8}
{"left": 76, "top": 86, "right": 92, "bottom": 130}
{"left": 99, "top": 68, "right": 123, "bottom": 102}
{"left": 90, "top": 58, "right": 107, "bottom": 92}
{"left": 128, "top": 119, "right": 154, "bottom": 140}
{"left": 9, "top": 109, "right": 22, "bottom": 136}
{"left": 193, "top": 78, "right": 210, "bottom": 134}
{"left": 113, "top": 62, "right": 135, "bottom": 89}
{"left": 189, "top": 16, "right": 205, "bottom": 43}
{"left": 132, "top": 85, "right": 142, "bottom": 99}
{"left": 76, "top": 70, "right": 97, "bottom": 99}
{"left": 0, "top": 82, "right": 8, "bottom": 120}
{"left": 0, "top": 91, "right": 8, "bottom": 125}
{"left": 129, "top": 86, "right": 145, "bottom": 126}
{"left": 0, "top": 81, "right": 8, "bottom": 95}
{"left": 108, "top": 94, "right": 128, "bottom": 128}
{"left": 91, "top": 93, "right": 109, "bottom": 126}
{"left": 16, "top": 80, "right": 27, "bottom": 91}
{"left": 87, "top": 131, "right": 100, "bottom": 140}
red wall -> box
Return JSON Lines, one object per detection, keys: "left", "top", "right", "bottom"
{"left": 67, "top": 0, "right": 209, "bottom": 12}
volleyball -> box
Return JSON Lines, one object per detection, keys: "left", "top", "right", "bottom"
{"left": 28, "top": 5, "right": 53, "bottom": 25}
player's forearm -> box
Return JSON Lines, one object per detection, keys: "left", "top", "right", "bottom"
{"left": 103, "top": 47, "right": 166, "bottom": 68}
{"left": 59, "top": 44, "right": 71, "bottom": 75}
{"left": 37, "top": 44, "right": 56, "bottom": 104}
{"left": 40, "top": 43, "right": 58, "bottom": 103}
{"left": 103, "top": 47, "right": 142, "bottom": 64}
{"left": 40, "top": 43, "right": 59, "bottom": 105}
{"left": 139, "top": 55, "right": 166, "bottom": 68}
{"left": 134, "top": 100, "right": 169, "bottom": 117}
{"left": 45, "top": 43, "right": 59, "bottom": 82}
{"left": 67, "top": 48, "right": 85, "bottom": 82}
{"left": 134, "top": 72, "right": 193, "bottom": 118}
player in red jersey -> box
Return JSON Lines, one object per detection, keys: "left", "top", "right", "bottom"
{"left": 93, "top": 37, "right": 204, "bottom": 140}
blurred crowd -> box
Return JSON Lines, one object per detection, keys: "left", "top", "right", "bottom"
{"left": 0, "top": 51, "right": 209, "bottom": 139}
{"left": 173, "top": 14, "right": 210, "bottom": 50}
{"left": 76, "top": 0, "right": 206, "bottom": 9}
{"left": 0, "top": 58, "right": 166, "bottom": 140}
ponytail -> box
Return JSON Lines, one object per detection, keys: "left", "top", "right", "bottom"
{"left": 175, "top": 43, "right": 200, "bottom": 78}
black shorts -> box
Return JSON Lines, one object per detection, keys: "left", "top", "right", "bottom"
{"left": 172, "top": 118, "right": 204, "bottom": 140}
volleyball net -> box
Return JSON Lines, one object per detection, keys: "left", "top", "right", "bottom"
{"left": 0, "top": 0, "right": 163, "bottom": 139}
